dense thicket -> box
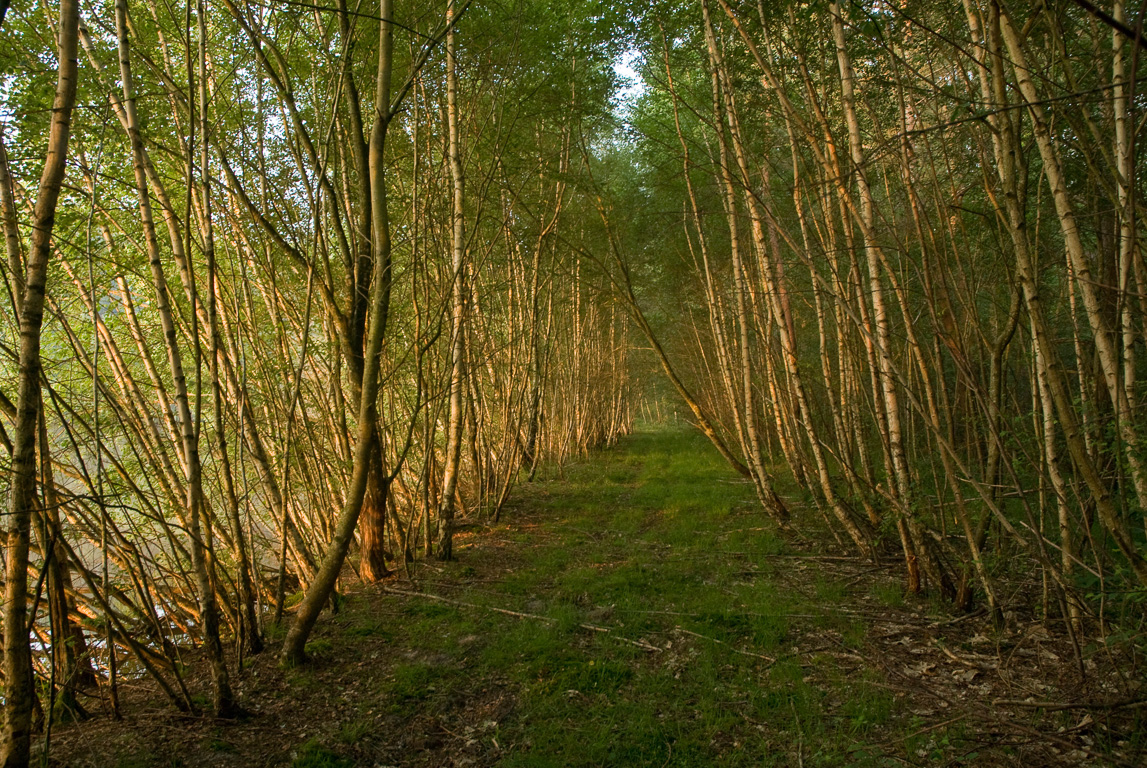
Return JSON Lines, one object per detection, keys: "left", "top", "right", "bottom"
{"left": 2, "top": 0, "right": 1146, "bottom": 763}
{"left": 609, "top": 0, "right": 1147, "bottom": 641}
{"left": 0, "top": 0, "right": 631, "bottom": 760}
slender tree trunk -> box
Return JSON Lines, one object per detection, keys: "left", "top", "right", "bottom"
{"left": 2, "top": 0, "right": 80, "bottom": 762}
{"left": 282, "top": 0, "right": 394, "bottom": 665}
{"left": 1112, "top": 0, "right": 1145, "bottom": 537}
{"left": 705, "top": 0, "right": 873, "bottom": 555}
{"left": 702, "top": 7, "right": 774, "bottom": 514}
{"left": 439, "top": 0, "right": 467, "bottom": 560}
{"left": 36, "top": 405, "right": 90, "bottom": 722}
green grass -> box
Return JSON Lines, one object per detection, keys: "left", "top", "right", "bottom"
{"left": 321, "top": 425, "right": 941, "bottom": 766}
{"left": 290, "top": 739, "right": 353, "bottom": 768}
{"left": 872, "top": 581, "right": 906, "bottom": 609}
{"left": 335, "top": 717, "right": 372, "bottom": 744}
{"left": 303, "top": 638, "right": 334, "bottom": 657}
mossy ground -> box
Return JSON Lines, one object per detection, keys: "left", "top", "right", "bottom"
{"left": 47, "top": 427, "right": 1142, "bottom": 767}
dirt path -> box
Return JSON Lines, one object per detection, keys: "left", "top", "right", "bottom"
{"left": 47, "top": 428, "right": 1144, "bottom": 767}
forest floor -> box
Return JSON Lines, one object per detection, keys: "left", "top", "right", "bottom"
{"left": 47, "top": 427, "right": 1145, "bottom": 767}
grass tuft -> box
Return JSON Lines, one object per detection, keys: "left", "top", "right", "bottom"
{"left": 290, "top": 739, "right": 353, "bottom": 768}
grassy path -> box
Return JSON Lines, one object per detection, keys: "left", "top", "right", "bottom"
{"left": 52, "top": 427, "right": 1137, "bottom": 767}
{"left": 365, "top": 426, "right": 855, "bottom": 767}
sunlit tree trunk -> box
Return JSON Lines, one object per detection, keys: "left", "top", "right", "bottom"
{"left": 283, "top": 0, "right": 395, "bottom": 665}
{"left": 1112, "top": 0, "right": 1146, "bottom": 537}
{"left": 439, "top": 0, "right": 468, "bottom": 560}
{"left": 701, "top": 4, "right": 775, "bottom": 514}
{"left": 2, "top": 0, "right": 80, "bottom": 762}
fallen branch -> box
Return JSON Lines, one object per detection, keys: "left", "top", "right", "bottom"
{"left": 877, "top": 714, "right": 968, "bottom": 746}
{"left": 928, "top": 608, "right": 987, "bottom": 628}
{"left": 991, "top": 697, "right": 1147, "bottom": 712}
{"left": 935, "top": 642, "right": 994, "bottom": 671}
{"left": 675, "top": 627, "right": 776, "bottom": 662}
{"left": 382, "top": 586, "right": 661, "bottom": 652}
{"left": 767, "top": 554, "right": 862, "bottom": 562}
